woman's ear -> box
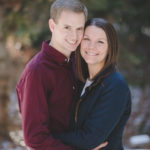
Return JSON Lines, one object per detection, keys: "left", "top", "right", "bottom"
{"left": 48, "top": 19, "right": 55, "bottom": 33}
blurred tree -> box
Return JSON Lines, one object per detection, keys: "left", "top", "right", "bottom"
{"left": 1, "top": 0, "right": 52, "bottom": 49}
{"left": 1, "top": 0, "right": 149, "bottom": 86}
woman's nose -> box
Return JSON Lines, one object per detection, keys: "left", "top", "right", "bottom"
{"left": 88, "top": 42, "right": 95, "bottom": 49}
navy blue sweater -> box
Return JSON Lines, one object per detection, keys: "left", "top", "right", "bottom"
{"left": 55, "top": 65, "right": 131, "bottom": 150}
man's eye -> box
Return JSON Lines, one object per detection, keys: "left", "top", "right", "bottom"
{"left": 83, "top": 38, "right": 89, "bottom": 41}
{"left": 77, "top": 28, "right": 83, "bottom": 31}
{"left": 64, "top": 26, "right": 69, "bottom": 29}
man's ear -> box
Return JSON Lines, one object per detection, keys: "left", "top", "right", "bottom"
{"left": 49, "top": 19, "right": 55, "bottom": 32}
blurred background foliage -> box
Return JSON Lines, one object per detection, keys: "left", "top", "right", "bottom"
{"left": 1, "top": 0, "right": 150, "bottom": 86}
{"left": 0, "top": 0, "right": 150, "bottom": 149}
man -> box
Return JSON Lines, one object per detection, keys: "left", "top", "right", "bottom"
{"left": 16, "top": 0, "right": 86, "bottom": 149}
{"left": 16, "top": 0, "right": 106, "bottom": 149}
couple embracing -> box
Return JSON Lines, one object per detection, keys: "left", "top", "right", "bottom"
{"left": 16, "top": 0, "right": 131, "bottom": 149}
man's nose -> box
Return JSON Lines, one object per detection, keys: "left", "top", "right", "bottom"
{"left": 70, "top": 30, "right": 77, "bottom": 41}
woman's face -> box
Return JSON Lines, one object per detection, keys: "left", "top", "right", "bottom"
{"left": 81, "top": 25, "right": 108, "bottom": 69}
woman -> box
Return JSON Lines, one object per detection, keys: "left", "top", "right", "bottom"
{"left": 54, "top": 18, "right": 131, "bottom": 150}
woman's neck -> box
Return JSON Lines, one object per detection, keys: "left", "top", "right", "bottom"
{"left": 88, "top": 63, "right": 104, "bottom": 80}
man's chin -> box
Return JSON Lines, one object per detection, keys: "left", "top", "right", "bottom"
{"left": 71, "top": 48, "right": 77, "bottom": 52}
{"left": 67, "top": 44, "right": 78, "bottom": 51}
{"left": 67, "top": 48, "right": 77, "bottom": 53}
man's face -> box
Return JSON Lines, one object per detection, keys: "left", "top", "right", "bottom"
{"left": 49, "top": 10, "right": 85, "bottom": 57}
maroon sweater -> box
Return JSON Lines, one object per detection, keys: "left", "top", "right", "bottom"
{"left": 16, "top": 41, "right": 77, "bottom": 150}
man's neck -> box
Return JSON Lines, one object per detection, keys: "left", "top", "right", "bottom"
{"left": 49, "top": 41, "right": 71, "bottom": 58}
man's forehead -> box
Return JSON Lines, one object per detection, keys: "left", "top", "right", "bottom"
{"left": 57, "top": 10, "right": 85, "bottom": 26}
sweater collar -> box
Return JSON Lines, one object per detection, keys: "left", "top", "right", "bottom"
{"left": 80, "top": 65, "right": 116, "bottom": 98}
{"left": 42, "top": 40, "right": 72, "bottom": 65}
{"left": 94, "top": 65, "right": 116, "bottom": 84}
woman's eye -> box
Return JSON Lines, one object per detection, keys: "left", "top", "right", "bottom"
{"left": 98, "top": 41, "right": 104, "bottom": 44}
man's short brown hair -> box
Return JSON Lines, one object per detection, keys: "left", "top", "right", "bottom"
{"left": 50, "top": 0, "right": 88, "bottom": 22}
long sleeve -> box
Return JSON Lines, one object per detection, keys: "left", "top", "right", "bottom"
{"left": 16, "top": 67, "right": 74, "bottom": 150}
{"left": 54, "top": 79, "right": 131, "bottom": 150}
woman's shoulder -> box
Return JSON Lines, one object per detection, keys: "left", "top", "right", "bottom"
{"left": 103, "top": 71, "right": 129, "bottom": 90}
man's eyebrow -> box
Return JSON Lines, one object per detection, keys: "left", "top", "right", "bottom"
{"left": 63, "top": 24, "right": 70, "bottom": 26}
{"left": 63, "top": 24, "right": 84, "bottom": 29}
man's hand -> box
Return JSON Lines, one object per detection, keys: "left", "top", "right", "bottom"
{"left": 92, "top": 141, "right": 108, "bottom": 150}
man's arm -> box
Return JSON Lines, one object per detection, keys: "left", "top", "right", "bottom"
{"left": 16, "top": 67, "right": 74, "bottom": 150}
{"left": 92, "top": 142, "right": 108, "bottom": 150}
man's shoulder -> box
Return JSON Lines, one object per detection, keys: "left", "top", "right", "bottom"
{"left": 21, "top": 52, "right": 58, "bottom": 80}
{"left": 24, "top": 53, "right": 43, "bottom": 73}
